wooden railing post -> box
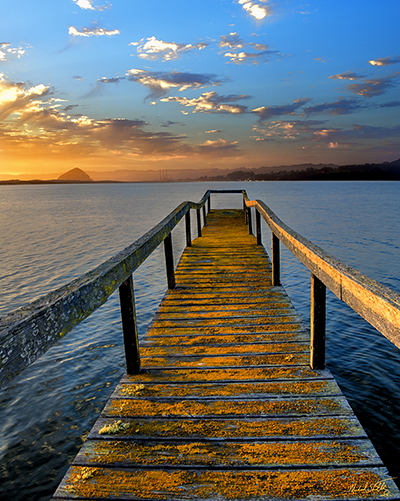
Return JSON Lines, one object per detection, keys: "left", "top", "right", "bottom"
{"left": 247, "top": 207, "right": 253, "bottom": 235}
{"left": 185, "top": 210, "right": 192, "bottom": 247}
{"left": 207, "top": 196, "right": 211, "bottom": 214}
{"left": 272, "top": 233, "right": 281, "bottom": 286}
{"left": 202, "top": 204, "right": 207, "bottom": 226}
{"left": 196, "top": 209, "right": 202, "bottom": 238}
{"left": 243, "top": 199, "right": 248, "bottom": 224}
{"left": 256, "top": 209, "right": 262, "bottom": 245}
{"left": 310, "top": 274, "right": 326, "bottom": 369}
{"left": 163, "top": 233, "right": 175, "bottom": 289}
{"left": 119, "top": 274, "right": 140, "bottom": 374}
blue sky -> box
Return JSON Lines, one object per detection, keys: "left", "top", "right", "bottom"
{"left": 1, "top": 0, "right": 400, "bottom": 177}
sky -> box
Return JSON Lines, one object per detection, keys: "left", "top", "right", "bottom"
{"left": 1, "top": 0, "right": 400, "bottom": 178}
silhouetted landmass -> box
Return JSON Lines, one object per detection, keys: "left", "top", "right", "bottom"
{"left": 58, "top": 167, "right": 93, "bottom": 181}
{"left": 197, "top": 159, "right": 400, "bottom": 182}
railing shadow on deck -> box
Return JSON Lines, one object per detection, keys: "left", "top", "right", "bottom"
{"left": 1, "top": 189, "right": 400, "bottom": 389}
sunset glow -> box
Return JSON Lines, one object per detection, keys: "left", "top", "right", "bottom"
{"left": 1, "top": 0, "right": 399, "bottom": 179}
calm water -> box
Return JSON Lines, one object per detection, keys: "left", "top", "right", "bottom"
{"left": 0, "top": 181, "right": 400, "bottom": 499}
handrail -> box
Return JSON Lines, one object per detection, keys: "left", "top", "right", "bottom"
{"left": 242, "top": 191, "right": 400, "bottom": 367}
{"left": 0, "top": 190, "right": 215, "bottom": 389}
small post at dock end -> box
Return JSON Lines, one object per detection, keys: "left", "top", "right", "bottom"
{"left": 185, "top": 211, "right": 192, "bottom": 247}
{"left": 247, "top": 207, "right": 253, "bottom": 235}
{"left": 310, "top": 273, "right": 326, "bottom": 370}
{"left": 202, "top": 204, "right": 207, "bottom": 226}
{"left": 118, "top": 274, "right": 141, "bottom": 374}
{"left": 163, "top": 233, "right": 176, "bottom": 289}
{"left": 256, "top": 210, "right": 262, "bottom": 245}
{"left": 272, "top": 233, "right": 281, "bottom": 286}
{"left": 196, "top": 209, "right": 202, "bottom": 238}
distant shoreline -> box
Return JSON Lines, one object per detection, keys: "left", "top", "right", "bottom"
{"left": 0, "top": 179, "right": 124, "bottom": 185}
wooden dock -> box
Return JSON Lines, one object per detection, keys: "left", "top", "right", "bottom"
{"left": 53, "top": 209, "right": 399, "bottom": 500}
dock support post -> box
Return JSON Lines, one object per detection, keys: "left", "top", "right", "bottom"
{"left": 185, "top": 211, "right": 192, "bottom": 247}
{"left": 196, "top": 209, "right": 202, "bottom": 238}
{"left": 202, "top": 204, "right": 207, "bottom": 226}
{"left": 256, "top": 210, "right": 262, "bottom": 245}
{"left": 310, "top": 274, "right": 326, "bottom": 369}
{"left": 163, "top": 233, "right": 176, "bottom": 289}
{"left": 243, "top": 199, "right": 248, "bottom": 224}
{"left": 272, "top": 234, "right": 281, "bottom": 286}
{"left": 119, "top": 274, "right": 140, "bottom": 374}
{"left": 248, "top": 207, "right": 253, "bottom": 235}
{"left": 207, "top": 196, "right": 211, "bottom": 214}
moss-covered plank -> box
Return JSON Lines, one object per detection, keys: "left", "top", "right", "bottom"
{"left": 154, "top": 307, "right": 297, "bottom": 320}
{"left": 103, "top": 396, "right": 353, "bottom": 419}
{"left": 150, "top": 314, "right": 301, "bottom": 329}
{"left": 112, "top": 379, "right": 340, "bottom": 399}
{"left": 53, "top": 466, "right": 399, "bottom": 500}
{"left": 121, "top": 366, "right": 334, "bottom": 384}
{"left": 140, "top": 331, "right": 310, "bottom": 347}
{"left": 89, "top": 415, "right": 367, "bottom": 441}
{"left": 146, "top": 324, "right": 304, "bottom": 336}
{"left": 141, "top": 352, "right": 309, "bottom": 369}
{"left": 141, "top": 342, "right": 309, "bottom": 358}
{"left": 75, "top": 438, "right": 382, "bottom": 469}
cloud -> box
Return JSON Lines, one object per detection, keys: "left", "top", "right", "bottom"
{"left": 126, "top": 69, "right": 223, "bottom": 99}
{"left": 219, "top": 32, "right": 278, "bottom": 64}
{"left": 328, "top": 72, "right": 366, "bottom": 80}
{"left": 369, "top": 56, "right": 400, "bottom": 67}
{"left": 238, "top": 0, "right": 271, "bottom": 20}
{"left": 0, "top": 74, "right": 50, "bottom": 121}
{"left": 0, "top": 43, "right": 27, "bottom": 62}
{"left": 345, "top": 73, "right": 400, "bottom": 97}
{"left": 72, "top": 0, "right": 110, "bottom": 10}
{"left": 205, "top": 129, "right": 221, "bottom": 133}
{"left": 98, "top": 76, "right": 124, "bottom": 84}
{"left": 252, "top": 120, "right": 326, "bottom": 141}
{"left": 304, "top": 98, "right": 367, "bottom": 115}
{"left": 251, "top": 98, "right": 311, "bottom": 121}
{"left": 219, "top": 33, "right": 246, "bottom": 49}
{"left": 130, "top": 36, "right": 208, "bottom": 61}
{"left": 161, "top": 91, "right": 249, "bottom": 114}
{"left": 198, "top": 138, "right": 240, "bottom": 153}
{"left": 68, "top": 25, "right": 120, "bottom": 37}
{"left": 380, "top": 101, "right": 400, "bottom": 108}
{"left": 224, "top": 49, "right": 279, "bottom": 64}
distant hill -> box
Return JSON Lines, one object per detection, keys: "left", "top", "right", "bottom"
{"left": 58, "top": 168, "right": 93, "bottom": 182}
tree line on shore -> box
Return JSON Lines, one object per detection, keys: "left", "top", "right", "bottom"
{"left": 197, "top": 159, "right": 400, "bottom": 182}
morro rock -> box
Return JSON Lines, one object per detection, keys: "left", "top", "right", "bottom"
{"left": 58, "top": 168, "right": 93, "bottom": 182}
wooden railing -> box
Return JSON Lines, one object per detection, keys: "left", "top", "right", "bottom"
{"left": 2, "top": 189, "right": 399, "bottom": 389}
{"left": 242, "top": 191, "right": 400, "bottom": 370}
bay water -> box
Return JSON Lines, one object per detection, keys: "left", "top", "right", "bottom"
{"left": 0, "top": 181, "right": 399, "bottom": 499}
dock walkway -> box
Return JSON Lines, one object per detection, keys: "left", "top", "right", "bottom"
{"left": 53, "top": 209, "right": 399, "bottom": 500}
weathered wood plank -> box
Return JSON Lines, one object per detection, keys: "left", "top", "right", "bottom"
{"left": 112, "top": 379, "right": 341, "bottom": 399}
{"left": 75, "top": 438, "right": 382, "bottom": 468}
{"left": 141, "top": 342, "right": 309, "bottom": 358}
{"left": 53, "top": 466, "right": 400, "bottom": 500}
{"left": 89, "top": 415, "right": 367, "bottom": 441}
{"left": 103, "top": 396, "right": 354, "bottom": 419}
{"left": 141, "top": 352, "right": 309, "bottom": 368}
{"left": 140, "top": 331, "right": 310, "bottom": 347}
{"left": 121, "top": 366, "right": 334, "bottom": 383}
